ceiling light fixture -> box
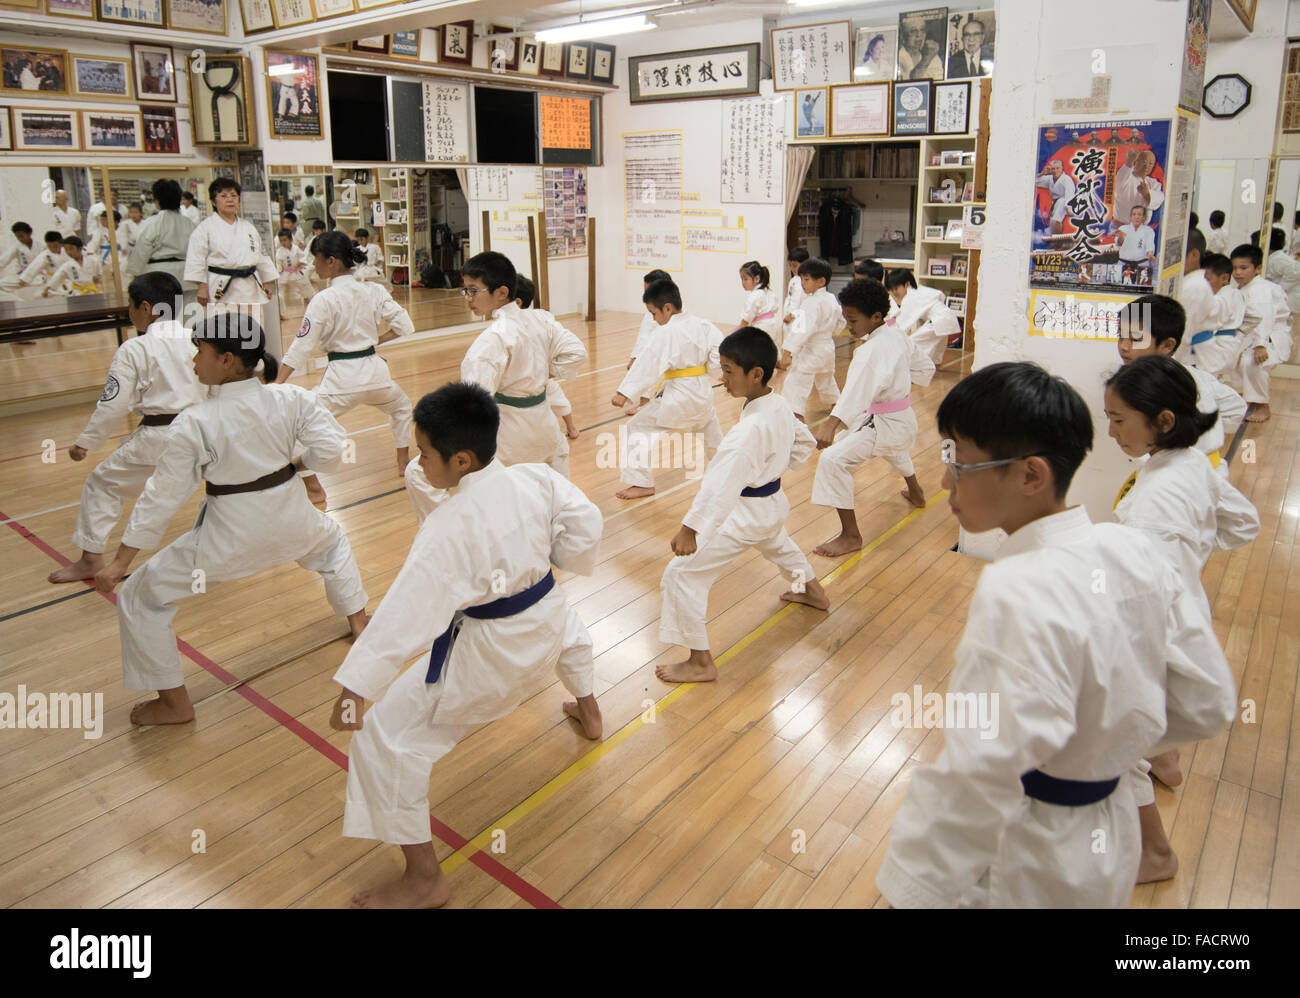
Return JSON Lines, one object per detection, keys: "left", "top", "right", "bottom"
{"left": 535, "top": 14, "right": 654, "bottom": 43}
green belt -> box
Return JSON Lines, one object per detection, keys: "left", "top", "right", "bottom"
{"left": 328, "top": 346, "right": 376, "bottom": 361}
{"left": 494, "top": 390, "right": 547, "bottom": 408}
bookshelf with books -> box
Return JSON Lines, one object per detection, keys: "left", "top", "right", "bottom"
{"left": 375, "top": 168, "right": 433, "bottom": 286}
{"left": 917, "top": 135, "right": 978, "bottom": 364}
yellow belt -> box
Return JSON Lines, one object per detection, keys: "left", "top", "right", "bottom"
{"left": 1208, "top": 449, "right": 1221, "bottom": 468}
{"left": 1116, "top": 449, "right": 1221, "bottom": 510}
{"left": 663, "top": 365, "right": 707, "bottom": 379}
{"left": 70, "top": 282, "right": 99, "bottom": 294}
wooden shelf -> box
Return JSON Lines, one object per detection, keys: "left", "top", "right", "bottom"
{"left": 923, "top": 202, "right": 965, "bottom": 208}
{"left": 924, "top": 164, "right": 974, "bottom": 171}
{"left": 924, "top": 274, "right": 969, "bottom": 282}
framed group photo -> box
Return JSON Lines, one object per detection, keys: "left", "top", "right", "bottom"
{"left": 46, "top": 0, "right": 96, "bottom": 19}
{"left": 142, "top": 105, "right": 181, "bottom": 153}
{"left": 100, "top": 0, "right": 165, "bottom": 27}
{"left": 71, "top": 54, "right": 133, "bottom": 100}
{"left": 12, "top": 106, "right": 81, "bottom": 151}
{"left": 2, "top": 46, "right": 69, "bottom": 96}
{"left": 132, "top": 43, "right": 177, "bottom": 103}
{"left": 83, "top": 108, "right": 143, "bottom": 151}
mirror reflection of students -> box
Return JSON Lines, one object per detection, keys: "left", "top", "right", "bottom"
{"left": 184, "top": 177, "right": 277, "bottom": 325}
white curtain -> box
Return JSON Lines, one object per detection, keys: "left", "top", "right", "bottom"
{"left": 785, "top": 145, "right": 815, "bottom": 225}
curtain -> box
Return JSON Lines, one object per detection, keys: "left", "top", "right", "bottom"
{"left": 785, "top": 145, "right": 815, "bottom": 225}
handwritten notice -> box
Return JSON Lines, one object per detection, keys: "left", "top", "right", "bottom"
{"left": 540, "top": 95, "right": 591, "bottom": 150}
{"left": 624, "top": 130, "right": 682, "bottom": 270}
{"left": 772, "top": 21, "right": 852, "bottom": 91}
{"left": 466, "top": 166, "right": 509, "bottom": 202}
{"left": 720, "top": 97, "right": 784, "bottom": 205}
{"left": 422, "top": 81, "right": 469, "bottom": 163}
{"left": 685, "top": 226, "right": 747, "bottom": 253}
{"left": 1028, "top": 290, "right": 1129, "bottom": 342}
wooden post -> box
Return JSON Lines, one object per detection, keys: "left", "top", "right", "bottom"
{"left": 526, "top": 215, "right": 539, "bottom": 289}
{"left": 100, "top": 166, "right": 122, "bottom": 299}
{"left": 481, "top": 209, "right": 491, "bottom": 251}
{"left": 586, "top": 217, "right": 596, "bottom": 322}
{"left": 536, "top": 207, "right": 550, "bottom": 311}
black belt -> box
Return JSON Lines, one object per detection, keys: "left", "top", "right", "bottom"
{"left": 740, "top": 478, "right": 781, "bottom": 498}
{"left": 328, "top": 347, "right": 376, "bottom": 361}
{"left": 208, "top": 265, "right": 257, "bottom": 277}
{"left": 205, "top": 462, "right": 296, "bottom": 497}
{"left": 139, "top": 413, "right": 177, "bottom": 427}
{"left": 1020, "top": 769, "right": 1120, "bottom": 807}
{"left": 148, "top": 257, "right": 185, "bottom": 263}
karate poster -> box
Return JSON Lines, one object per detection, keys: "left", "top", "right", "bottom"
{"left": 1029, "top": 118, "right": 1172, "bottom": 294}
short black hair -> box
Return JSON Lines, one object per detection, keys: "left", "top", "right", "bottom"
{"left": 128, "top": 271, "right": 184, "bottom": 318}
{"left": 62, "top": 236, "right": 83, "bottom": 248}
{"left": 208, "top": 177, "right": 241, "bottom": 201}
{"left": 464, "top": 250, "right": 516, "bottom": 297}
{"left": 853, "top": 258, "right": 884, "bottom": 282}
{"left": 515, "top": 274, "right": 536, "bottom": 308}
{"left": 312, "top": 220, "right": 327, "bottom": 231}
{"left": 11, "top": 222, "right": 32, "bottom": 236}
{"left": 305, "top": 184, "right": 315, "bottom": 196}
{"left": 1186, "top": 228, "right": 1206, "bottom": 257}
{"left": 277, "top": 228, "right": 292, "bottom": 240}
{"left": 1106, "top": 355, "right": 1217, "bottom": 450}
{"left": 283, "top": 211, "right": 298, "bottom": 223}
{"left": 413, "top": 382, "right": 499, "bottom": 464}
{"left": 1274, "top": 201, "right": 1284, "bottom": 222}
{"left": 1119, "top": 293, "right": 1185, "bottom": 350}
{"left": 787, "top": 247, "right": 810, "bottom": 263}
{"left": 797, "top": 257, "right": 832, "bottom": 283}
{"left": 885, "top": 268, "right": 917, "bottom": 291}
{"left": 936, "top": 362, "right": 1093, "bottom": 500}
{"left": 154, "top": 179, "right": 182, "bottom": 211}
{"left": 837, "top": 278, "right": 890, "bottom": 318}
{"left": 1209, "top": 210, "right": 1225, "bottom": 228}
{"left": 1270, "top": 226, "right": 1288, "bottom": 253}
{"left": 718, "top": 326, "right": 777, "bottom": 384}
{"left": 1189, "top": 212, "right": 1199, "bottom": 230}
{"left": 1230, "top": 243, "right": 1263, "bottom": 267}
{"left": 180, "top": 190, "right": 196, "bottom": 203}
{"left": 354, "top": 227, "right": 369, "bottom": 239}
{"left": 43, "top": 230, "right": 62, "bottom": 244}
{"left": 643, "top": 278, "right": 682, "bottom": 310}
{"left": 643, "top": 269, "right": 671, "bottom": 284}
{"left": 1203, "top": 253, "right": 1232, "bottom": 277}
{"left": 128, "top": 201, "right": 142, "bottom": 212}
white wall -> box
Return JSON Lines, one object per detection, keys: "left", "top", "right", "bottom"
{"left": 1202, "top": 0, "right": 1289, "bottom": 157}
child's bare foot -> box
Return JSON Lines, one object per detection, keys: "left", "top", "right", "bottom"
{"left": 616, "top": 485, "right": 655, "bottom": 500}
{"left": 780, "top": 577, "right": 830, "bottom": 610}
{"left": 303, "top": 475, "right": 328, "bottom": 509}
{"left": 1245, "top": 403, "right": 1271, "bottom": 423}
{"left": 813, "top": 533, "right": 862, "bottom": 557}
{"left": 563, "top": 694, "right": 602, "bottom": 739}
{"left": 129, "top": 686, "right": 195, "bottom": 726}
{"left": 347, "top": 609, "right": 372, "bottom": 640}
{"left": 48, "top": 552, "right": 105, "bottom": 584}
{"left": 350, "top": 870, "right": 451, "bottom": 909}
{"left": 901, "top": 483, "right": 926, "bottom": 508}
{"left": 1136, "top": 847, "right": 1179, "bottom": 884}
{"left": 1148, "top": 750, "right": 1183, "bottom": 788}
{"left": 564, "top": 418, "right": 580, "bottom": 440}
{"left": 656, "top": 653, "right": 717, "bottom": 684}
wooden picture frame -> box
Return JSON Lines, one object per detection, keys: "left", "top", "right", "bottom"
{"left": 351, "top": 37, "right": 390, "bottom": 56}
{"left": 167, "top": 0, "right": 226, "bottom": 34}
{"left": 565, "top": 42, "right": 592, "bottom": 80}
{"left": 12, "top": 106, "right": 81, "bottom": 151}
{"left": 354, "top": 0, "right": 395, "bottom": 7}
{"left": 928, "top": 258, "right": 950, "bottom": 277}
{"left": 829, "top": 81, "right": 890, "bottom": 137}
{"left": 517, "top": 37, "right": 542, "bottom": 77}
{"left": 268, "top": 0, "right": 311, "bottom": 29}
{"left": 932, "top": 80, "right": 971, "bottom": 136}
{"left": 265, "top": 49, "right": 322, "bottom": 139}
{"left": 132, "top": 43, "right": 177, "bottom": 103}
{"left": 794, "top": 87, "right": 828, "bottom": 139}
{"left": 45, "top": 0, "right": 96, "bottom": 19}
{"left": 923, "top": 224, "right": 945, "bottom": 239}
{"left": 141, "top": 104, "right": 180, "bottom": 153}
{"left": 440, "top": 20, "right": 473, "bottom": 65}
{"left": 540, "top": 41, "right": 566, "bottom": 77}
{"left": 187, "top": 53, "right": 253, "bottom": 146}
{"left": 489, "top": 25, "right": 519, "bottom": 72}
{"left": 770, "top": 20, "right": 853, "bottom": 91}
{"left": 627, "top": 43, "right": 761, "bottom": 103}
{"left": 238, "top": 0, "right": 274, "bottom": 32}
{"left": 2, "top": 45, "right": 69, "bottom": 97}
{"left": 83, "top": 108, "right": 143, "bottom": 152}
{"left": 71, "top": 54, "right": 133, "bottom": 100}
{"left": 590, "top": 42, "right": 615, "bottom": 85}
{"left": 99, "top": 0, "right": 164, "bottom": 27}
{"left": 310, "top": 0, "right": 353, "bottom": 19}
{"left": 0, "top": 107, "right": 12, "bottom": 151}
{"left": 390, "top": 30, "right": 422, "bottom": 61}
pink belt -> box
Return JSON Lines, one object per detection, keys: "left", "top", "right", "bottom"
{"left": 753, "top": 310, "right": 776, "bottom": 321}
{"left": 868, "top": 396, "right": 910, "bottom": 415}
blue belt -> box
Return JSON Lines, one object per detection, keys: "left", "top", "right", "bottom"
{"left": 425, "top": 570, "right": 555, "bottom": 683}
{"left": 740, "top": 478, "right": 781, "bottom": 498}
{"left": 1020, "top": 769, "right": 1120, "bottom": 807}
{"left": 1190, "top": 329, "right": 1215, "bottom": 347}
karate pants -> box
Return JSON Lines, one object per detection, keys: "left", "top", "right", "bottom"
{"left": 1237, "top": 346, "right": 1281, "bottom": 404}
{"left": 811, "top": 418, "right": 917, "bottom": 510}
{"left": 117, "top": 513, "right": 367, "bottom": 691}
{"left": 315, "top": 383, "right": 413, "bottom": 450}
{"left": 70, "top": 425, "right": 173, "bottom": 554}
{"left": 620, "top": 397, "right": 722, "bottom": 489}
{"left": 402, "top": 456, "right": 450, "bottom": 526}
{"left": 660, "top": 526, "right": 813, "bottom": 649}
{"left": 1129, "top": 759, "right": 1155, "bottom": 808}
{"left": 343, "top": 603, "right": 596, "bottom": 845}
{"left": 781, "top": 365, "right": 840, "bottom": 418}
{"left": 278, "top": 272, "right": 313, "bottom": 310}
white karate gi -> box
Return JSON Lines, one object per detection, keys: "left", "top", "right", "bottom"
{"left": 70, "top": 320, "right": 206, "bottom": 554}
{"left": 0, "top": 239, "right": 35, "bottom": 297}
{"left": 629, "top": 311, "right": 658, "bottom": 361}
{"left": 1112, "top": 166, "right": 1164, "bottom": 227}
{"left": 1175, "top": 269, "right": 1217, "bottom": 366}
{"left": 1267, "top": 250, "right": 1300, "bottom": 314}
{"left": 53, "top": 206, "right": 81, "bottom": 239}
{"left": 782, "top": 287, "right": 842, "bottom": 416}
{"left": 1184, "top": 362, "right": 1244, "bottom": 472}
{"left": 780, "top": 274, "right": 806, "bottom": 349}
{"left": 184, "top": 214, "right": 277, "bottom": 318}
{"left": 876, "top": 507, "right": 1237, "bottom": 908}
{"left": 337, "top": 460, "right": 601, "bottom": 845}
{"left": 1190, "top": 285, "right": 1244, "bottom": 378}
{"left": 282, "top": 274, "right": 414, "bottom": 450}
{"left": 1035, "top": 172, "right": 1076, "bottom": 224}
{"left": 547, "top": 378, "right": 571, "bottom": 416}
{"left": 42, "top": 256, "right": 102, "bottom": 296}
{"left": 811, "top": 323, "right": 917, "bottom": 510}
{"left": 120, "top": 218, "right": 142, "bottom": 256}
{"left": 1206, "top": 229, "right": 1228, "bottom": 255}
{"left": 1117, "top": 223, "right": 1157, "bottom": 263}
{"left": 893, "top": 284, "right": 960, "bottom": 370}
{"left": 117, "top": 378, "right": 368, "bottom": 690}
{"left": 181, "top": 204, "right": 200, "bottom": 225}
{"left": 660, "top": 390, "right": 816, "bottom": 650}
{"left": 739, "top": 286, "right": 781, "bottom": 340}
{"left": 355, "top": 242, "right": 384, "bottom": 282}
{"left": 617, "top": 312, "right": 723, "bottom": 489}
{"left": 1234, "top": 276, "right": 1282, "bottom": 404}
{"left": 19, "top": 248, "right": 67, "bottom": 290}
{"left": 275, "top": 243, "right": 314, "bottom": 308}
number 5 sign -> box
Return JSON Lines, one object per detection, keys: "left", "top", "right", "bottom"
{"left": 961, "top": 204, "right": 986, "bottom": 250}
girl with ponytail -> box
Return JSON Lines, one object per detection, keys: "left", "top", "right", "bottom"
{"left": 94, "top": 310, "right": 371, "bottom": 727}
{"left": 276, "top": 230, "right": 416, "bottom": 509}
{"left": 737, "top": 260, "right": 781, "bottom": 344}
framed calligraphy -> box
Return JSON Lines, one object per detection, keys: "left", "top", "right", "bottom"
{"left": 440, "top": 20, "right": 473, "bottom": 65}
{"left": 628, "top": 43, "right": 760, "bottom": 104}
{"left": 771, "top": 21, "right": 852, "bottom": 91}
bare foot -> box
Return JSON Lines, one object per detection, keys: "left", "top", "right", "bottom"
{"left": 1136, "top": 848, "right": 1179, "bottom": 884}
{"left": 780, "top": 578, "right": 830, "bottom": 610}
{"left": 48, "top": 553, "right": 105, "bottom": 584}
{"left": 1148, "top": 750, "right": 1183, "bottom": 788}
{"left": 616, "top": 485, "right": 655, "bottom": 500}
{"left": 1245, "top": 404, "right": 1270, "bottom": 424}
{"left": 129, "top": 697, "right": 195, "bottom": 726}
{"left": 656, "top": 658, "right": 718, "bottom": 684}
{"left": 304, "top": 476, "right": 328, "bottom": 509}
{"left": 348, "top": 609, "right": 372, "bottom": 641}
{"left": 563, "top": 695, "right": 603, "bottom": 739}
{"left": 901, "top": 486, "right": 926, "bottom": 508}
{"left": 564, "top": 420, "right": 580, "bottom": 440}
{"left": 812, "top": 533, "right": 863, "bottom": 557}
{"left": 350, "top": 871, "right": 451, "bottom": 909}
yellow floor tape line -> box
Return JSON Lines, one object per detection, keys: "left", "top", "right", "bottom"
{"left": 440, "top": 489, "right": 949, "bottom": 875}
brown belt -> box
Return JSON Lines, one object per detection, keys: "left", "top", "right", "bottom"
{"left": 139, "top": 413, "right": 178, "bottom": 427}
{"left": 205, "top": 462, "right": 296, "bottom": 497}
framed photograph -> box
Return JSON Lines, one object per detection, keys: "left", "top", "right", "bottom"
{"left": 892, "top": 79, "right": 932, "bottom": 135}
{"left": 566, "top": 42, "right": 592, "bottom": 80}
{"left": 794, "top": 87, "right": 827, "bottom": 139}
{"left": 952, "top": 256, "right": 968, "bottom": 277}
{"left": 142, "top": 105, "right": 180, "bottom": 153}
{"left": 830, "top": 81, "right": 890, "bottom": 137}
{"left": 83, "top": 109, "right": 143, "bottom": 151}
{"left": 591, "top": 43, "right": 616, "bottom": 85}
{"left": 188, "top": 53, "right": 253, "bottom": 145}
{"left": 928, "top": 258, "right": 950, "bottom": 276}
{"left": 351, "top": 36, "right": 390, "bottom": 55}
{"left": 541, "top": 42, "right": 565, "bottom": 77}
{"left": 46, "top": 0, "right": 96, "bottom": 18}
{"left": 940, "top": 150, "right": 964, "bottom": 166}
{"left": 0, "top": 108, "right": 11, "bottom": 151}
{"left": 923, "top": 224, "right": 945, "bottom": 240}
{"left": 100, "top": 0, "right": 164, "bottom": 27}
{"left": 628, "top": 43, "right": 761, "bottom": 103}
{"left": 517, "top": 37, "right": 542, "bottom": 77}
{"left": 929, "top": 185, "right": 954, "bottom": 204}
{"left": 945, "top": 218, "right": 964, "bottom": 240}
{"left": 168, "top": 0, "right": 225, "bottom": 33}
{"left": 390, "top": 30, "right": 421, "bottom": 61}
{"left": 947, "top": 295, "right": 966, "bottom": 316}
{"left": 266, "top": 50, "right": 321, "bottom": 139}
{"left": 962, "top": 180, "right": 975, "bottom": 202}
{"left": 933, "top": 80, "right": 972, "bottom": 135}
{"left": 441, "top": 20, "right": 473, "bottom": 65}
{"left": 947, "top": 9, "right": 995, "bottom": 79}
{"left": 929, "top": 152, "right": 941, "bottom": 166}
{"left": 132, "top": 44, "right": 176, "bottom": 103}
{"left": 2, "top": 46, "right": 69, "bottom": 96}
{"left": 310, "top": 0, "right": 353, "bottom": 18}
{"left": 897, "top": 6, "right": 947, "bottom": 82}
{"left": 771, "top": 21, "right": 852, "bottom": 90}
{"left": 238, "top": 0, "right": 273, "bottom": 32}
{"left": 269, "top": 0, "right": 311, "bottom": 28}
{"left": 854, "top": 26, "right": 897, "bottom": 81}
{"left": 71, "top": 55, "right": 132, "bottom": 100}
{"left": 489, "top": 25, "right": 519, "bottom": 72}
{"left": 13, "top": 107, "right": 80, "bottom": 151}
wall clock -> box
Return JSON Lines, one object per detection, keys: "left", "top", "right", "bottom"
{"left": 1203, "top": 73, "right": 1252, "bottom": 119}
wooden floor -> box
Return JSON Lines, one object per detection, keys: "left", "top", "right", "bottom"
{"left": 0, "top": 306, "right": 1296, "bottom": 909}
